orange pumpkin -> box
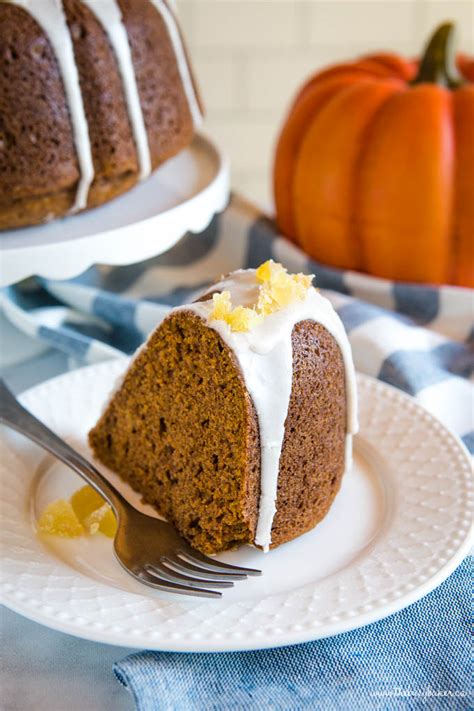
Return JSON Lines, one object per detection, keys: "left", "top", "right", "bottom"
{"left": 274, "top": 24, "right": 474, "bottom": 287}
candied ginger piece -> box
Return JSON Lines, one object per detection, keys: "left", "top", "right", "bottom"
{"left": 210, "top": 291, "right": 232, "bottom": 321}
{"left": 70, "top": 485, "right": 105, "bottom": 522}
{"left": 209, "top": 262, "right": 313, "bottom": 331}
{"left": 83, "top": 503, "right": 117, "bottom": 538}
{"left": 226, "top": 305, "right": 262, "bottom": 332}
{"left": 256, "top": 259, "right": 285, "bottom": 283}
{"left": 293, "top": 273, "right": 313, "bottom": 290}
{"left": 38, "top": 486, "right": 117, "bottom": 540}
{"left": 256, "top": 260, "right": 313, "bottom": 315}
{"left": 38, "top": 500, "right": 84, "bottom": 538}
{"left": 274, "top": 273, "right": 309, "bottom": 304}
{"left": 209, "top": 291, "right": 262, "bottom": 333}
{"left": 97, "top": 507, "right": 118, "bottom": 538}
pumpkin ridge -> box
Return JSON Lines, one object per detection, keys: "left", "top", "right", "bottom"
{"left": 352, "top": 87, "right": 404, "bottom": 275}
{"left": 358, "top": 85, "right": 454, "bottom": 283}
{"left": 295, "top": 61, "right": 401, "bottom": 106}
{"left": 274, "top": 80, "right": 341, "bottom": 239}
{"left": 446, "top": 90, "right": 456, "bottom": 287}
{"left": 360, "top": 53, "right": 417, "bottom": 81}
{"left": 452, "top": 86, "right": 474, "bottom": 286}
{"left": 293, "top": 80, "right": 399, "bottom": 270}
{"left": 275, "top": 75, "right": 375, "bottom": 240}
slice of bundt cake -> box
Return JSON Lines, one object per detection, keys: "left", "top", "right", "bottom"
{"left": 89, "top": 261, "right": 358, "bottom": 554}
{"left": 0, "top": 0, "right": 202, "bottom": 228}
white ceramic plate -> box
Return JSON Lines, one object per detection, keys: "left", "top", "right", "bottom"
{"left": 0, "top": 134, "right": 229, "bottom": 287}
{"left": 1, "top": 362, "right": 472, "bottom": 652}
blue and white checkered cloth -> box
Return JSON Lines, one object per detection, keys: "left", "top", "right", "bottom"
{"left": 2, "top": 194, "right": 473, "bottom": 453}
{"left": 1, "top": 194, "right": 472, "bottom": 708}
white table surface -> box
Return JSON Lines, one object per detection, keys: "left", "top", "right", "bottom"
{"left": 1, "top": 345, "right": 136, "bottom": 711}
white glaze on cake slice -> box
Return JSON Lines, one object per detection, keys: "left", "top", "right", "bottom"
{"left": 182, "top": 269, "right": 359, "bottom": 552}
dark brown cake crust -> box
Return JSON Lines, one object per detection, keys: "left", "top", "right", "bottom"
{"left": 271, "top": 320, "right": 346, "bottom": 547}
{"left": 89, "top": 310, "right": 347, "bottom": 554}
{"left": 0, "top": 0, "right": 201, "bottom": 229}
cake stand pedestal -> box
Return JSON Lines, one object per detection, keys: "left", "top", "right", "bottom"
{"left": 0, "top": 134, "right": 229, "bottom": 287}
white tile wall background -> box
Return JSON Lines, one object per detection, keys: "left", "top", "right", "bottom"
{"left": 177, "top": 0, "right": 473, "bottom": 208}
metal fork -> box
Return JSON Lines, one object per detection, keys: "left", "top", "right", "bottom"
{"left": 0, "top": 380, "right": 261, "bottom": 598}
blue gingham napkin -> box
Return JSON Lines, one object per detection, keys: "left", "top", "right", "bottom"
{"left": 2, "top": 194, "right": 473, "bottom": 453}
{"left": 1, "top": 194, "right": 472, "bottom": 708}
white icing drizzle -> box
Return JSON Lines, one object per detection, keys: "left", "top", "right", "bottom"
{"left": 9, "top": 0, "right": 94, "bottom": 213}
{"left": 83, "top": 0, "right": 151, "bottom": 180}
{"left": 7, "top": 0, "right": 201, "bottom": 209}
{"left": 181, "top": 270, "right": 359, "bottom": 552}
{"left": 149, "top": 0, "right": 203, "bottom": 128}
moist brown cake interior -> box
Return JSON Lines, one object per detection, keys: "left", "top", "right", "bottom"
{"left": 89, "top": 309, "right": 347, "bottom": 554}
{"left": 90, "top": 311, "right": 261, "bottom": 553}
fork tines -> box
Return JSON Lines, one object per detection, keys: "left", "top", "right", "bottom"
{"left": 138, "top": 550, "right": 261, "bottom": 598}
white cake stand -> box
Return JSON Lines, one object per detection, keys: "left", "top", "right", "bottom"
{"left": 0, "top": 133, "right": 229, "bottom": 287}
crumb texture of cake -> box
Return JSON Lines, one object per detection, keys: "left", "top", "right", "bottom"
{"left": 89, "top": 262, "right": 358, "bottom": 554}
{"left": 0, "top": 0, "right": 202, "bottom": 228}
{"left": 90, "top": 312, "right": 261, "bottom": 553}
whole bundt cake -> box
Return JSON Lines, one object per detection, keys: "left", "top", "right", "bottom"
{"left": 89, "top": 261, "right": 358, "bottom": 554}
{"left": 0, "top": 0, "right": 203, "bottom": 229}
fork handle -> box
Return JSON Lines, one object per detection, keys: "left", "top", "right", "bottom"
{"left": 0, "top": 379, "right": 126, "bottom": 516}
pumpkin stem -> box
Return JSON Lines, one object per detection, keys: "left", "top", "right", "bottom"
{"left": 412, "top": 22, "right": 463, "bottom": 88}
